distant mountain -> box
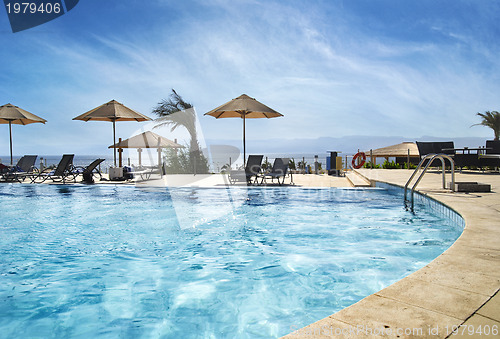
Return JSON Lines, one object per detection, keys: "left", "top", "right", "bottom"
{"left": 205, "top": 135, "right": 490, "bottom": 156}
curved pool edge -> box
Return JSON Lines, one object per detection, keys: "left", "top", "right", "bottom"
{"left": 282, "top": 169, "right": 500, "bottom": 338}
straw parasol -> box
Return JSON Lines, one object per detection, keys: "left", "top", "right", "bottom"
{"left": 0, "top": 103, "right": 47, "bottom": 165}
{"left": 204, "top": 94, "right": 283, "bottom": 166}
{"left": 73, "top": 100, "right": 151, "bottom": 167}
{"left": 108, "top": 131, "right": 183, "bottom": 167}
{"left": 366, "top": 142, "right": 419, "bottom": 165}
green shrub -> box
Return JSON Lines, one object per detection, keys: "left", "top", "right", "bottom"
{"left": 362, "top": 161, "right": 380, "bottom": 169}
{"left": 403, "top": 162, "right": 417, "bottom": 169}
{"left": 382, "top": 160, "right": 400, "bottom": 169}
{"left": 163, "top": 146, "right": 209, "bottom": 174}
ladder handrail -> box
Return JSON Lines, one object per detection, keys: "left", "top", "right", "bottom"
{"left": 410, "top": 154, "right": 455, "bottom": 210}
{"left": 404, "top": 153, "right": 455, "bottom": 211}
{"left": 404, "top": 154, "right": 438, "bottom": 200}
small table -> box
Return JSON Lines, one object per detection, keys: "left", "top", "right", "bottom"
{"left": 479, "top": 154, "right": 500, "bottom": 159}
{"left": 442, "top": 147, "right": 490, "bottom": 154}
{"left": 109, "top": 167, "right": 124, "bottom": 181}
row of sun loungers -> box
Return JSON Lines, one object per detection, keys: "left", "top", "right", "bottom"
{"left": 228, "top": 155, "right": 293, "bottom": 186}
{"left": 0, "top": 155, "right": 104, "bottom": 184}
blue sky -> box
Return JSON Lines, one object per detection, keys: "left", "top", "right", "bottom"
{"left": 1, "top": 0, "right": 500, "bottom": 157}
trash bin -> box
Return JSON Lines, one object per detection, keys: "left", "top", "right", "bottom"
{"left": 327, "top": 152, "right": 339, "bottom": 175}
{"left": 123, "top": 166, "right": 134, "bottom": 180}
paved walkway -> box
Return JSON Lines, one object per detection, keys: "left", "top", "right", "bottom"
{"left": 283, "top": 169, "right": 500, "bottom": 338}
{"left": 129, "top": 173, "right": 352, "bottom": 188}
{"left": 3, "top": 172, "right": 351, "bottom": 187}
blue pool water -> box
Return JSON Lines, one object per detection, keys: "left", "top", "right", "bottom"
{"left": 0, "top": 184, "right": 463, "bottom": 338}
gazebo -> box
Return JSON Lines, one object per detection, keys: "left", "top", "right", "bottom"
{"left": 109, "top": 131, "right": 183, "bottom": 168}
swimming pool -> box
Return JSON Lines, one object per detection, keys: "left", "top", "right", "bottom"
{"left": 0, "top": 184, "right": 463, "bottom": 338}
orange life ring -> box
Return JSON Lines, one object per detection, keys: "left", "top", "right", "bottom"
{"left": 351, "top": 152, "right": 366, "bottom": 169}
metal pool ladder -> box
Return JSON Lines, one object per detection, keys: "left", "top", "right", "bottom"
{"left": 404, "top": 153, "right": 455, "bottom": 211}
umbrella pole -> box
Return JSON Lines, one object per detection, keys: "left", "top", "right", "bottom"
{"left": 243, "top": 113, "right": 246, "bottom": 167}
{"left": 158, "top": 148, "right": 162, "bottom": 176}
{"left": 113, "top": 120, "right": 117, "bottom": 167}
{"left": 9, "top": 121, "right": 13, "bottom": 166}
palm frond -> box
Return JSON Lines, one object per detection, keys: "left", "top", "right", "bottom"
{"left": 152, "top": 89, "right": 201, "bottom": 149}
{"left": 472, "top": 111, "right": 500, "bottom": 140}
{"left": 153, "top": 89, "right": 193, "bottom": 118}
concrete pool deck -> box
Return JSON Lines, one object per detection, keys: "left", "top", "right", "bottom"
{"left": 131, "top": 172, "right": 351, "bottom": 187}
{"left": 283, "top": 169, "right": 500, "bottom": 338}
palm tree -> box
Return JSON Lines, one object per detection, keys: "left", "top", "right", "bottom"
{"left": 472, "top": 111, "right": 500, "bottom": 141}
{"left": 153, "top": 89, "right": 208, "bottom": 173}
{"left": 153, "top": 89, "right": 198, "bottom": 150}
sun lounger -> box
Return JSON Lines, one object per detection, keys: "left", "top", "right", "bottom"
{"left": 31, "top": 154, "right": 76, "bottom": 183}
{"left": 1, "top": 155, "right": 38, "bottom": 182}
{"left": 73, "top": 158, "right": 105, "bottom": 183}
{"left": 228, "top": 155, "right": 263, "bottom": 185}
{"left": 260, "top": 158, "right": 291, "bottom": 185}
{"left": 0, "top": 163, "right": 8, "bottom": 174}
{"left": 130, "top": 165, "right": 162, "bottom": 181}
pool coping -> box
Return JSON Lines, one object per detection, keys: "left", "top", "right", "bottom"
{"left": 282, "top": 169, "right": 500, "bottom": 338}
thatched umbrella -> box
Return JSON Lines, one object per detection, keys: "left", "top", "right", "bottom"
{"left": 366, "top": 142, "right": 419, "bottom": 166}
